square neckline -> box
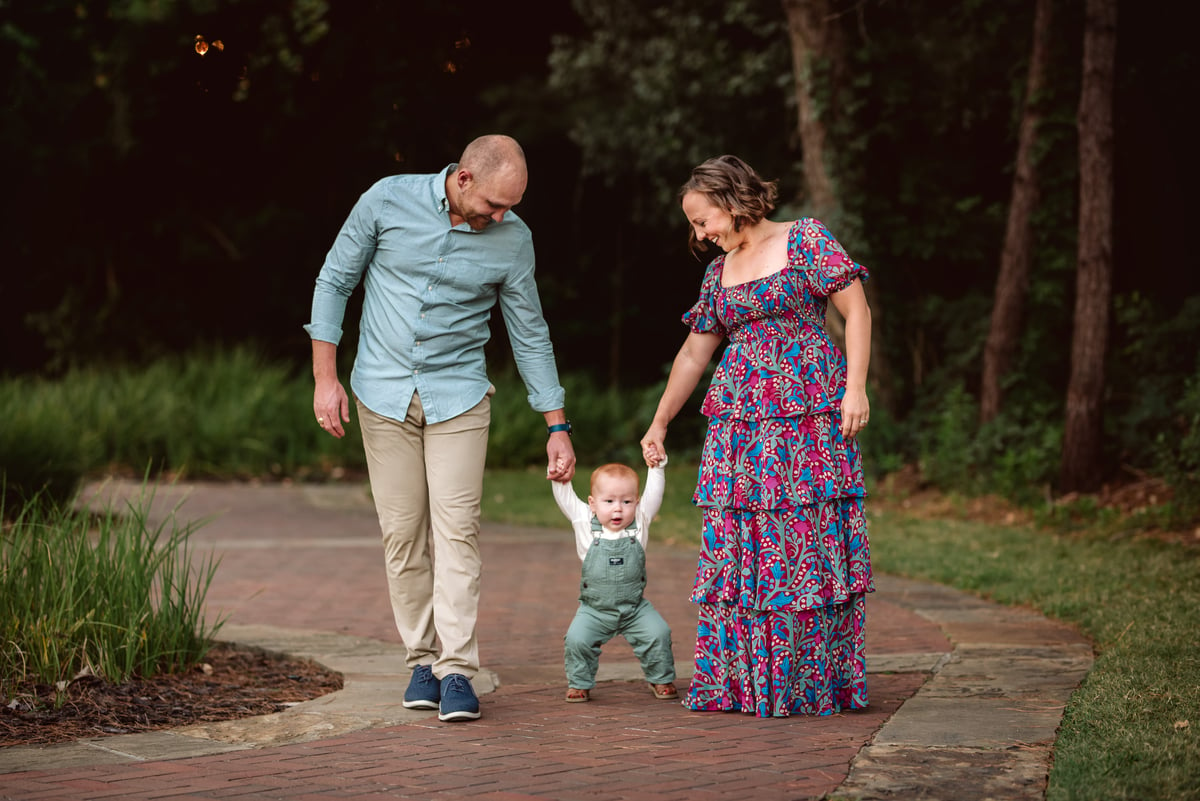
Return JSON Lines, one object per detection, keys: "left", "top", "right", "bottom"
{"left": 716, "top": 220, "right": 803, "bottom": 289}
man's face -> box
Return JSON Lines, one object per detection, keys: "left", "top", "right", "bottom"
{"left": 451, "top": 167, "right": 526, "bottom": 231}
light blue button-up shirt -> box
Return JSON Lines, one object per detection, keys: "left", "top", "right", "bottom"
{"left": 304, "top": 166, "right": 565, "bottom": 424}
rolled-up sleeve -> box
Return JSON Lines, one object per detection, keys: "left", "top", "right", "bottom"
{"left": 499, "top": 238, "right": 566, "bottom": 412}
{"left": 303, "top": 186, "right": 381, "bottom": 345}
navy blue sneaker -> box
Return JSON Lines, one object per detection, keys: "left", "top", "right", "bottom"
{"left": 403, "top": 665, "right": 440, "bottom": 710}
{"left": 437, "top": 673, "right": 481, "bottom": 721}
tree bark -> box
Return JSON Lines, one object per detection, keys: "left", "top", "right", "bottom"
{"left": 782, "top": 0, "right": 890, "bottom": 408}
{"left": 980, "top": 0, "right": 1053, "bottom": 424}
{"left": 1060, "top": 0, "right": 1116, "bottom": 492}
{"left": 782, "top": 0, "right": 839, "bottom": 217}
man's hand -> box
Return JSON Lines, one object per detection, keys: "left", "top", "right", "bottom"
{"left": 314, "top": 378, "right": 351, "bottom": 439}
{"left": 546, "top": 434, "right": 576, "bottom": 481}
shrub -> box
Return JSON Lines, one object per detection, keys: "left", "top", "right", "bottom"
{"left": 1154, "top": 372, "right": 1200, "bottom": 522}
{"left": 0, "top": 378, "right": 95, "bottom": 513}
{"left": 0, "top": 481, "right": 224, "bottom": 704}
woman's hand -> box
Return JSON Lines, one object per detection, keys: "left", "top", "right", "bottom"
{"left": 840, "top": 387, "right": 870, "bottom": 439}
{"left": 640, "top": 423, "right": 668, "bottom": 466}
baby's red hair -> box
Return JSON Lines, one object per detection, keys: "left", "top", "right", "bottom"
{"left": 589, "top": 463, "right": 639, "bottom": 494}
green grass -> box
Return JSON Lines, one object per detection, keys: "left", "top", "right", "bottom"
{"left": 1, "top": 482, "right": 225, "bottom": 704}
{"left": 480, "top": 466, "right": 1200, "bottom": 801}
{"left": 871, "top": 514, "right": 1200, "bottom": 801}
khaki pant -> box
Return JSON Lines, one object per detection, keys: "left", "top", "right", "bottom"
{"left": 357, "top": 390, "right": 492, "bottom": 680}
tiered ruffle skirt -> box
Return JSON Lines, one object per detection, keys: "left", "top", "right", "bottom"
{"left": 684, "top": 413, "right": 873, "bottom": 718}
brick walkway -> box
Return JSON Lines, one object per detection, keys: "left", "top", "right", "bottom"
{"left": 0, "top": 480, "right": 1090, "bottom": 800}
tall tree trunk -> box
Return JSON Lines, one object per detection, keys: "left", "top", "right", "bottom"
{"left": 1060, "top": 0, "right": 1116, "bottom": 492}
{"left": 782, "top": 0, "right": 890, "bottom": 409}
{"left": 980, "top": 0, "right": 1053, "bottom": 425}
{"left": 782, "top": 0, "right": 840, "bottom": 218}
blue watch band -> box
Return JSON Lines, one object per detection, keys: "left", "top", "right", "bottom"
{"left": 547, "top": 421, "right": 572, "bottom": 436}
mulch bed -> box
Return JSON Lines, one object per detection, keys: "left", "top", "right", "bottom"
{"left": 1, "top": 643, "right": 343, "bottom": 748}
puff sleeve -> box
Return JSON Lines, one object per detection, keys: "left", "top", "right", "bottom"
{"left": 681, "top": 257, "right": 729, "bottom": 337}
{"left": 795, "top": 219, "right": 869, "bottom": 297}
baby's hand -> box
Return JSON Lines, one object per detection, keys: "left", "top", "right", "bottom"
{"left": 547, "top": 456, "right": 566, "bottom": 479}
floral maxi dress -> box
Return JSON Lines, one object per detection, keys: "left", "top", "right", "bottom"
{"left": 682, "top": 218, "right": 874, "bottom": 718}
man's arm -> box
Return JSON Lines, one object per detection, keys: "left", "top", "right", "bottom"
{"left": 495, "top": 236, "right": 576, "bottom": 481}
{"left": 305, "top": 182, "right": 380, "bottom": 439}
{"left": 312, "top": 340, "right": 350, "bottom": 439}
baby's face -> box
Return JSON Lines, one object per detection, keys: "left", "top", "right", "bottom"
{"left": 588, "top": 475, "right": 640, "bottom": 533}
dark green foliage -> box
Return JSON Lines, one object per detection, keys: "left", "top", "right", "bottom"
{"left": 0, "top": 434, "right": 86, "bottom": 515}
{"left": 913, "top": 382, "right": 981, "bottom": 494}
{"left": 0, "top": 379, "right": 96, "bottom": 513}
{"left": 2, "top": 0, "right": 1197, "bottom": 517}
{"left": 0, "top": 348, "right": 363, "bottom": 510}
{"left": 1154, "top": 375, "right": 1200, "bottom": 522}
{"left": 856, "top": 403, "right": 906, "bottom": 481}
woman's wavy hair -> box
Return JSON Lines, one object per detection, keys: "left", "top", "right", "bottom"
{"left": 678, "top": 155, "right": 779, "bottom": 258}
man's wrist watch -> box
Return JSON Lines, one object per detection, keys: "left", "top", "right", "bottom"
{"left": 547, "top": 421, "right": 573, "bottom": 436}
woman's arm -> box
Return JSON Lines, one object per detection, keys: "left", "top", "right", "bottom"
{"left": 640, "top": 332, "right": 722, "bottom": 464}
{"left": 830, "top": 279, "right": 872, "bottom": 439}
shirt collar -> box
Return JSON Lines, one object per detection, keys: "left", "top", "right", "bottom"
{"left": 436, "top": 163, "right": 455, "bottom": 215}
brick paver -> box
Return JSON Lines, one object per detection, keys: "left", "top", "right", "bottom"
{"left": 0, "top": 480, "right": 972, "bottom": 800}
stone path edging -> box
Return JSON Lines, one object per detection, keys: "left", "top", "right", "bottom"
{"left": 834, "top": 575, "right": 1094, "bottom": 800}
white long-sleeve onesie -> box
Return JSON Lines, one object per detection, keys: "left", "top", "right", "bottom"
{"left": 551, "top": 460, "right": 667, "bottom": 561}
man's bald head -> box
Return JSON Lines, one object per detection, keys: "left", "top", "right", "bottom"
{"left": 448, "top": 135, "right": 528, "bottom": 230}
{"left": 458, "top": 135, "right": 527, "bottom": 183}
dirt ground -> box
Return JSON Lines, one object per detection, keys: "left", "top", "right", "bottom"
{"left": 1, "top": 643, "right": 343, "bottom": 748}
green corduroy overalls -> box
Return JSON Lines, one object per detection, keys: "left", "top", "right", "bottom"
{"left": 563, "top": 520, "right": 675, "bottom": 689}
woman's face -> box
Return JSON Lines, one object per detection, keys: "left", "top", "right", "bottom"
{"left": 681, "top": 191, "right": 740, "bottom": 252}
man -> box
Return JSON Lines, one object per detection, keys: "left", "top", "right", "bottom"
{"left": 305, "top": 135, "right": 576, "bottom": 722}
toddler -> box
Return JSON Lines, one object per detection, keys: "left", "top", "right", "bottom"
{"left": 551, "top": 456, "right": 677, "bottom": 703}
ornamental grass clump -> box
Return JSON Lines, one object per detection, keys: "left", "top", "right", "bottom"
{"left": 0, "top": 484, "right": 224, "bottom": 707}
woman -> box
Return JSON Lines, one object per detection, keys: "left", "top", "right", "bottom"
{"left": 640, "top": 155, "right": 873, "bottom": 718}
